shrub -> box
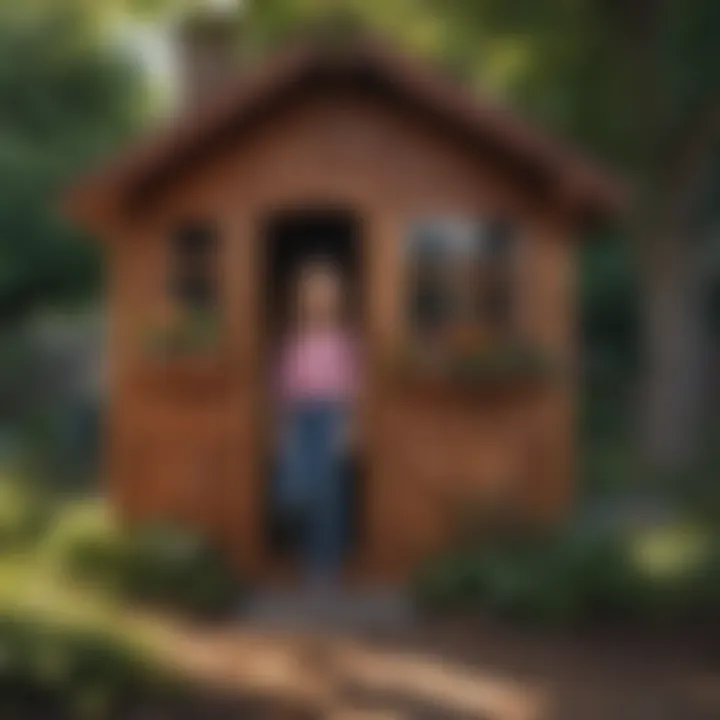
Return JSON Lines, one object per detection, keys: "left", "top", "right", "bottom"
{"left": 47, "top": 498, "right": 125, "bottom": 589}
{"left": 624, "top": 523, "right": 720, "bottom": 620}
{"left": 413, "top": 521, "right": 720, "bottom": 627}
{"left": 118, "top": 524, "right": 242, "bottom": 618}
{"left": 0, "top": 475, "right": 51, "bottom": 551}
{"left": 63, "top": 518, "right": 242, "bottom": 619}
{"left": 0, "top": 613, "right": 171, "bottom": 718}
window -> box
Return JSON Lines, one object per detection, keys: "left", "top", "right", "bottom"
{"left": 407, "top": 217, "right": 516, "bottom": 347}
{"left": 474, "top": 219, "right": 515, "bottom": 334}
{"left": 170, "top": 221, "right": 219, "bottom": 312}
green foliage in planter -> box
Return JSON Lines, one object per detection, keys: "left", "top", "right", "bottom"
{"left": 143, "top": 309, "right": 222, "bottom": 359}
{"left": 396, "top": 339, "right": 556, "bottom": 389}
{"left": 447, "top": 341, "right": 555, "bottom": 386}
{"left": 0, "top": 614, "right": 171, "bottom": 718}
{"left": 413, "top": 521, "right": 720, "bottom": 627}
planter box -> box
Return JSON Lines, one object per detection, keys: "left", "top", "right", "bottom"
{"left": 390, "top": 343, "right": 557, "bottom": 402}
{"left": 397, "top": 368, "right": 548, "bottom": 393}
{"left": 135, "top": 354, "right": 233, "bottom": 397}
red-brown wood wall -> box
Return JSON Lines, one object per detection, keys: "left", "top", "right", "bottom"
{"left": 102, "top": 85, "right": 577, "bottom": 583}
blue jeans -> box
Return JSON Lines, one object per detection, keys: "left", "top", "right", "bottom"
{"left": 276, "top": 400, "right": 348, "bottom": 579}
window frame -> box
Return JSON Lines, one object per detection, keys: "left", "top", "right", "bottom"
{"left": 405, "top": 215, "right": 519, "bottom": 350}
{"left": 168, "top": 220, "right": 221, "bottom": 315}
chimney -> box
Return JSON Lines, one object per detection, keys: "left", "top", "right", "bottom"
{"left": 175, "top": 6, "right": 245, "bottom": 112}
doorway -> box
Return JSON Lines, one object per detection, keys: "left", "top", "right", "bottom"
{"left": 261, "top": 208, "right": 365, "bottom": 572}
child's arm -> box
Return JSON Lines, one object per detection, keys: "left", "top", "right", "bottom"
{"left": 270, "top": 340, "right": 289, "bottom": 449}
{"left": 339, "top": 335, "right": 362, "bottom": 453}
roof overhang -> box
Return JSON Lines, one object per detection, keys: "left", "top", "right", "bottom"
{"left": 63, "top": 38, "right": 625, "bottom": 234}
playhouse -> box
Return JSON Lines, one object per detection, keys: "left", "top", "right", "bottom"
{"left": 65, "top": 36, "right": 619, "bottom": 582}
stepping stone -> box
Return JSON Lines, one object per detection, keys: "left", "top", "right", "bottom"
{"left": 243, "top": 588, "right": 416, "bottom": 634}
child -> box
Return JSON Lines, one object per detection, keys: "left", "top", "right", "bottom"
{"left": 274, "top": 259, "right": 359, "bottom": 585}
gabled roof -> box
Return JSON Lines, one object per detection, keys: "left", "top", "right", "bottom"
{"left": 64, "top": 37, "right": 623, "bottom": 229}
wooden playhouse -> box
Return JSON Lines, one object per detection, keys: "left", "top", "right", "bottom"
{"left": 64, "top": 35, "right": 619, "bottom": 582}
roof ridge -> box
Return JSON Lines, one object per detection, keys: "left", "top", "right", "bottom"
{"left": 63, "top": 38, "right": 623, "bottom": 230}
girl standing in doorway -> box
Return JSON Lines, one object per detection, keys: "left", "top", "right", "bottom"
{"left": 274, "top": 259, "right": 360, "bottom": 588}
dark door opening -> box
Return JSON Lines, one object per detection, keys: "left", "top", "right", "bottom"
{"left": 261, "top": 208, "right": 365, "bottom": 568}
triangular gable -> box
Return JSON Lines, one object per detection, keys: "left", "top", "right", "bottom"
{"left": 64, "top": 37, "right": 623, "bottom": 230}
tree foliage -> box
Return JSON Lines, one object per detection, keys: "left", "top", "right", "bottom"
{"left": 0, "top": 4, "right": 147, "bottom": 322}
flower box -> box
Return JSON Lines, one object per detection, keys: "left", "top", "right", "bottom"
{"left": 135, "top": 353, "right": 232, "bottom": 397}
{"left": 393, "top": 340, "right": 556, "bottom": 397}
{"left": 135, "top": 309, "right": 232, "bottom": 396}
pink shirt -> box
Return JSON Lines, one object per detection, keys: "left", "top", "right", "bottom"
{"left": 276, "top": 329, "right": 358, "bottom": 404}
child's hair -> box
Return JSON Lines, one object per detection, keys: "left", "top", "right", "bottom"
{"left": 294, "top": 256, "right": 343, "bottom": 287}
{"left": 290, "top": 257, "right": 348, "bottom": 323}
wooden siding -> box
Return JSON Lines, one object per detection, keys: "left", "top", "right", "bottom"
{"left": 103, "top": 86, "right": 577, "bottom": 582}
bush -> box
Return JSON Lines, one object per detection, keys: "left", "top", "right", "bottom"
{"left": 0, "top": 475, "right": 51, "bottom": 551}
{"left": 118, "top": 524, "right": 242, "bottom": 618}
{"left": 0, "top": 613, "right": 173, "bottom": 718}
{"left": 64, "top": 518, "right": 242, "bottom": 620}
{"left": 47, "top": 498, "right": 125, "bottom": 586}
{"left": 413, "top": 521, "right": 720, "bottom": 627}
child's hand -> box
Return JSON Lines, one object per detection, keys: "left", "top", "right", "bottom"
{"left": 336, "top": 414, "right": 357, "bottom": 454}
{"left": 344, "top": 416, "right": 357, "bottom": 452}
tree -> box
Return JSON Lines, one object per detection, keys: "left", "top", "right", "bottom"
{"left": 602, "top": 0, "right": 719, "bottom": 471}
{"left": 0, "top": 4, "right": 147, "bottom": 323}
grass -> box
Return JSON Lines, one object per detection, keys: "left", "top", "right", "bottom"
{"left": 0, "top": 547, "right": 131, "bottom": 635}
{"left": 0, "top": 488, "right": 193, "bottom": 671}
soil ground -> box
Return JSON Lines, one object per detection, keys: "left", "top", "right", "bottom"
{"left": 145, "top": 612, "right": 720, "bottom": 720}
